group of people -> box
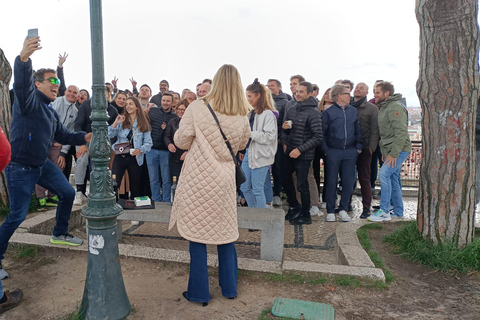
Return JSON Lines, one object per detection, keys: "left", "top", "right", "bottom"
{"left": 236, "top": 75, "right": 411, "bottom": 227}
{"left": 0, "top": 33, "right": 412, "bottom": 314}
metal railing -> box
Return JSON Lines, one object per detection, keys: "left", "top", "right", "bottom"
{"left": 399, "top": 140, "right": 421, "bottom": 187}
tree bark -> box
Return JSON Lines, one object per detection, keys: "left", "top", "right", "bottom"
{"left": 416, "top": 0, "right": 478, "bottom": 248}
{"left": 0, "top": 48, "right": 12, "bottom": 206}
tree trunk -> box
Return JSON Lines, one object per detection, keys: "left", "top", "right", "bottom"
{"left": 416, "top": 0, "right": 478, "bottom": 248}
{"left": 0, "top": 48, "right": 12, "bottom": 206}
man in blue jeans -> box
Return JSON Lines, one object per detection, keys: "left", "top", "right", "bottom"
{"left": 368, "top": 81, "right": 411, "bottom": 222}
{"left": 0, "top": 36, "right": 92, "bottom": 314}
{"left": 147, "top": 92, "right": 178, "bottom": 202}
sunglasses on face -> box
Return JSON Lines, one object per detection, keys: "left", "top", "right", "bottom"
{"left": 41, "top": 77, "right": 61, "bottom": 85}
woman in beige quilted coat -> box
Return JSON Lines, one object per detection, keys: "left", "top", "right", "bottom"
{"left": 169, "top": 64, "right": 251, "bottom": 306}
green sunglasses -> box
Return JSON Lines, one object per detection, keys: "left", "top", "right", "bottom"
{"left": 39, "top": 77, "right": 61, "bottom": 85}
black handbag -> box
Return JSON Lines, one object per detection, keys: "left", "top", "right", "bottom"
{"left": 206, "top": 103, "right": 246, "bottom": 189}
{"left": 114, "top": 129, "right": 134, "bottom": 155}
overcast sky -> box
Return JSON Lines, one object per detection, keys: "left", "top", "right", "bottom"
{"left": 1, "top": 0, "right": 421, "bottom": 106}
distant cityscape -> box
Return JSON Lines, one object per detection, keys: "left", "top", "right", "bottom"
{"left": 407, "top": 106, "right": 422, "bottom": 141}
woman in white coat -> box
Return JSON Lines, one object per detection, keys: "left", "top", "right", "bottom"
{"left": 169, "top": 65, "right": 251, "bottom": 306}
{"left": 240, "top": 79, "right": 277, "bottom": 208}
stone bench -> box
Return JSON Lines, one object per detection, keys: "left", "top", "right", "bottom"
{"left": 116, "top": 203, "right": 285, "bottom": 262}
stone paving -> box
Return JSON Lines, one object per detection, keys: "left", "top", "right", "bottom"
{"left": 71, "top": 194, "right": 422, "bottom": 266}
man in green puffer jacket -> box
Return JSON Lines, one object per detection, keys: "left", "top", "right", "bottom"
{"left": 368, "top": 81, "right": 411, "bottom": 222}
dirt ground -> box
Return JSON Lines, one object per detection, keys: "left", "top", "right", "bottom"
{"left": 1, "top": 223, "right": 479, "bottom": 320}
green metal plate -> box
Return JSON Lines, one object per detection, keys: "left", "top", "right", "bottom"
{"left": 271, "top": 298, "right": 335, "bottom": 320}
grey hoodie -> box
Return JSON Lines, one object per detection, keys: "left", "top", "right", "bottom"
{"left": 52, "top": 95, "right": 78, "bottom": 156}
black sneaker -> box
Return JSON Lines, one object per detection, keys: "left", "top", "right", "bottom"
{"left": 285, "top": 205, "right": 301, "bottom": 220}
{"left": 289, "top": 215, "right": 312, "bottom": 225}
{"left": 360, "top": 208, "right": 371, "bottom": 219}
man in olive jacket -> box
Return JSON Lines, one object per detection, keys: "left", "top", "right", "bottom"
{"left": 349, "top": 83, "right": 379, "bottom": 218}
{"left": 368, "top": 81, "right": 411, "bottom": 222}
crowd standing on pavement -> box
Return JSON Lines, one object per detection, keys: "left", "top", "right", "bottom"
{"left": 0, "top": 33, "right": 412, "bottom": 313}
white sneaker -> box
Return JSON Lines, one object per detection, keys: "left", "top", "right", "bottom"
{"left": 273, "top": 196, "right": 282, "bottom": 206}
{"left": 266, "top": 204, "right": 274, "bottom": 209}
{"left": 320, "top": 202, "right": 326, "bottom": 209}
{"left": 131, "top": 221, "right": 140, "bottom": 226}
{"left": 338, "top": 210, "right": 351, "bottom": 222}
{"left": 73, "top": 191, "right": 86, "bottom": 205}
{"left": 309, "top": 206, "right": 323, "bottom": 217}
{"left": 367, "top": 209, "right": 391, "bottom": 222}
{"left": 326, "top": 213, "right": 336, "bottom": 222}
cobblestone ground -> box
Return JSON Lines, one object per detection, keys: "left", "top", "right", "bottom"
{"left": 71, "top": 194, "right": 426, "bottom": 265}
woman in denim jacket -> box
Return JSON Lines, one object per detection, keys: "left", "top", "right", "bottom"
{"left": 108, "top": 96, "right": 152, "bottom": 199}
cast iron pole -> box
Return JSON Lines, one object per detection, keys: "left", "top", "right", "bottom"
{"left": 80, "top": 0, "right": 131, "bottom": 318}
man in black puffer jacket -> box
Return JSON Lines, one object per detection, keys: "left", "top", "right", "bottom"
{"left": 282, "top": 82, "right": 322, "bottom": 225}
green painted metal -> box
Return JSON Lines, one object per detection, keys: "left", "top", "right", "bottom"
{"left": 79, "top": 0, "right": 131, "bottom": 318}
{"left": 271, "top": 298, "right": 335, "bottom": 320}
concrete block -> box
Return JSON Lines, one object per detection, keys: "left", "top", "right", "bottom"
{"left": 117, "top": 205, "right": 285, "bottom": 262}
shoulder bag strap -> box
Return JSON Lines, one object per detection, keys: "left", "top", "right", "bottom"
{"left": 206, "top": 103, "right": 239, "bottom": 165}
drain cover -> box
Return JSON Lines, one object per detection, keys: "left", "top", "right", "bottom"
{"left": 271, "top": 298, "right": 335, "bottom": 320}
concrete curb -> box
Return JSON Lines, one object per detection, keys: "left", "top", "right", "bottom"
{"left": 283, "top": 261, "right": 385, "bottom": 281}
{"left": 9, "top": 209, "right": 388, "bottom": 281}
{"left": 335, "top": 220, "right": 386, "bottom": 282}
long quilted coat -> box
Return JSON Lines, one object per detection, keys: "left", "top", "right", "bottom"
{"left": 168, "top": 100, "right": 251, "bottom": 244}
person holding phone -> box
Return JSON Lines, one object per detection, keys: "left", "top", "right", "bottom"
{"left": 0, "top": 34, "right": 92, "bottom": 315}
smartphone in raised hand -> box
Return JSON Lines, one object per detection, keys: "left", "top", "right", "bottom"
{"left": 27, "top": 28, "right": 38, "bottom": 39}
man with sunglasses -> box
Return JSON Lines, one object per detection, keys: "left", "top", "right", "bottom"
{"left": 0, "top": 36, "right": 92, "bottom": 314}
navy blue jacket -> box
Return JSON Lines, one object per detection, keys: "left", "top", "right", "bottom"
{"left": 322, "top": 103, "right": 363, "bottom": 153}
{"left": 9, "top": 56, "right": 87, "bottom": 167}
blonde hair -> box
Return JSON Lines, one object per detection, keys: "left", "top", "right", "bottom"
{"left": 204, "top": 64, "right": 251, "bottom": 116}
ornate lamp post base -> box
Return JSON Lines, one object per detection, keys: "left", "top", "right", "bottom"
{"left": 80, "top": 0, "right": 131, "bottom": 318}
{"left": 80, "top": 217, "right": 131, "bottom": 319}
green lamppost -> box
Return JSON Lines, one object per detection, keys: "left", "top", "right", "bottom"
{"left": 79, "top": 0, "right": 131, "bottom": 318}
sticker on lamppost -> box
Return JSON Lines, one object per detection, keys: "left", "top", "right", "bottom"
{"left": 89, "top": 235, "right": 105, "bottom": 255}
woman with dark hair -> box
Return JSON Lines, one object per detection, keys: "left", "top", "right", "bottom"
{"left": 169, "top": 64, "right": 250, "bottom": 306}
{"left": 108, "top": 97, "right": 152, "bottom": 200}
{"left": 240, "top": 79, "right": 277, "bottom": 209}
{"left": 164, "top": 99, "right": 190, "bottom": 180}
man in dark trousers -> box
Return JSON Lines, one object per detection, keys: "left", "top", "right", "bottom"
{"left": 322, "top": 84, "right": 363, "bottom": 223}
{"left": 0, "top": 36, "right": 92, "bottom": 314}
{"left": 282, "top": 81, "right": 322, "bottom": 225}
{"left": 349, "top": 82, "right": 379, "bottom": 218}
{"left": 267, "top": 79, "right": 289, "bottom": 207}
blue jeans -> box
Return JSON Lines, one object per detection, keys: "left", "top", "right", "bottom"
{"left": 0, "top": 160, "right": 75, "bottom": 260}
{"left": 378, "top": 151, "right": 410, "bottom": 216}
{"left": 146, "top": 149, "right": 171, "bottom": 202}
{"left": 240, "top": 150, "right": 270, "bottom": 208}
{"left": 186, "top": 241, "right": 237, "bottom": 302}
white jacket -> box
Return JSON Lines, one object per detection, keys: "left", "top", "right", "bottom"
{"left": 248, "top": 110, "right": 278, "bottom": 169}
